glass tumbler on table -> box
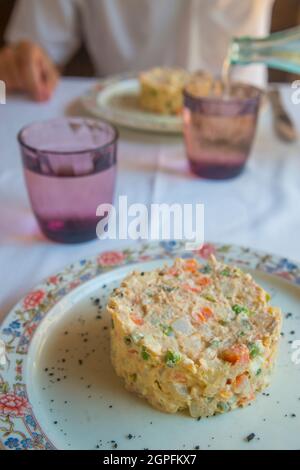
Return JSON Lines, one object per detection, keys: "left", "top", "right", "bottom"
{"left": 183, "top": 82, "right": 261, "bottom": 179}
{"left": 18, "top": 117, "right": 118, "bottom": 243}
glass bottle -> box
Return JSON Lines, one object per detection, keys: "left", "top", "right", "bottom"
{"left": 228, "top": 26, "right": 300, "bottom": 75}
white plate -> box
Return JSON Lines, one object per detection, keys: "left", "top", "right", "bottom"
{"left": 80, "top": 75, "right": 183, "bottom": 134}
{"left": 1, "top": 242, "right": 300, "bottom": 450}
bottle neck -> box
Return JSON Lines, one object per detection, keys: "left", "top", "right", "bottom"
{"left": 233, "top": 26, "right": 300, "bottom": 49}
{"left": 229, "top": 26, "right": 300, "bottom": 75}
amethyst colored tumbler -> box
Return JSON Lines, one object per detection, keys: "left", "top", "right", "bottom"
{"left": 18, "top": 117, "right": 118, "bottom": 243}
{"left": 183, "top": 84, "right": 261, "bottom": 179}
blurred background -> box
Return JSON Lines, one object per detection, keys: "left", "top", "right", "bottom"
{"left": 1, "top": 0, "right": 299, "bottom": 82}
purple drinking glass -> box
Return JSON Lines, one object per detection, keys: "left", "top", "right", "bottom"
{"left": 183, "top": 84, "right": 261, "bottom": 179}
{"left": 18, "top": 117, "right": 118, "bottom": 243}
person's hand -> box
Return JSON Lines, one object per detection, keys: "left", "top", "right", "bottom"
{"left": 0, "top": 40, "right": 59, "bottom": 101}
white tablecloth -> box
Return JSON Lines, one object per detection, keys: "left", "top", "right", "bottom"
{"left": 1, "top": 77, "right": 300, "bottom": 322}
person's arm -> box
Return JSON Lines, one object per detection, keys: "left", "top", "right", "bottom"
{"left": 1, "top": 0, "right": 81, "bottom": 101}
{"left": 0, "top": 41, "right": 59, "bottom": 102}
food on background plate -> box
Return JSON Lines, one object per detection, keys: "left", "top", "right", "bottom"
{"left": 139, "top": 67, "right": 190, "bottom": 115}
{"left": 108, "top": 257, "right": 281, "bottom": 418}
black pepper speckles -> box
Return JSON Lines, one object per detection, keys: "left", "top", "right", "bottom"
{"left": 110, "top": 440, "right": 118, "bottom": 449}
{"left": 285, "top": 312, "right": 293, "bottom": 319}
{"left": 38, "top": 286, "right": 186, "bottom": 450}
{"left": 245, "top": 433, "right": 255, "bottom": 442}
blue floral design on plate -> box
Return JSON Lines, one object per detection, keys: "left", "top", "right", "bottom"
{"left": 80, "top": 273, "right": 91, "bottom": 282}
{"left": 278, "top": 258, "right": 298, "bottom": 271}
{"left": 9, "top": 321, "right": 21, "bottom": 330}
{"left": 4, "top": 437, "right": 20, "bottom": 449}
{"left": 25, "top": 414, "right": 37, "bottom": 429}
{"left": 2, "top": 328, "right": 21, "bottom": 337}
{"left": 159, "top": 240, "right": 180, "bottom": 252}
{"left": 21, "top": 438, "right": 33, "bottom": 449}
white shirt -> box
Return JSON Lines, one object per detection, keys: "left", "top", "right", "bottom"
{"left": 6, "top": 0, "right": 274, "bottom": 86}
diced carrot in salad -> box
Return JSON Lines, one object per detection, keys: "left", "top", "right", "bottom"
{"left": 233, "top": 373, "right": 249, "bottom": 393}
{"left": 192, "top": 306, "right": 214, "bottom": 323}
{"left": 201, "top": 306, "right": 213, "bottom": 319}
{"left": 220, "top": 344, "right": 250, "bottom": 365}
{"left": 130, "top": 313, "right": 144, "bottom": 326}
{"left": 195, "top": 276, "right": 212, "bottom": 287}
{"left": 182, "top": 277, "right": 211, "bottom": 294}
{"left": 183, "top": 259, "right": 198, "bottom": 273}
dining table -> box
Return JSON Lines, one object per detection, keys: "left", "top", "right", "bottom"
{"left": 0, "top": 77, "right": 300, "bottom": 324}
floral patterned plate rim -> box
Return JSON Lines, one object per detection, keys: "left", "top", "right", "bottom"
{"left": 80, "top": 73, "right": 183, "bottom": 134}
{"left": 0, "top": 241, "right": 300, "bottom": 451}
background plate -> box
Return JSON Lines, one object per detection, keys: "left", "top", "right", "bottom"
{"left": 80, "top": 75, "right": 183, "bottom": 134}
